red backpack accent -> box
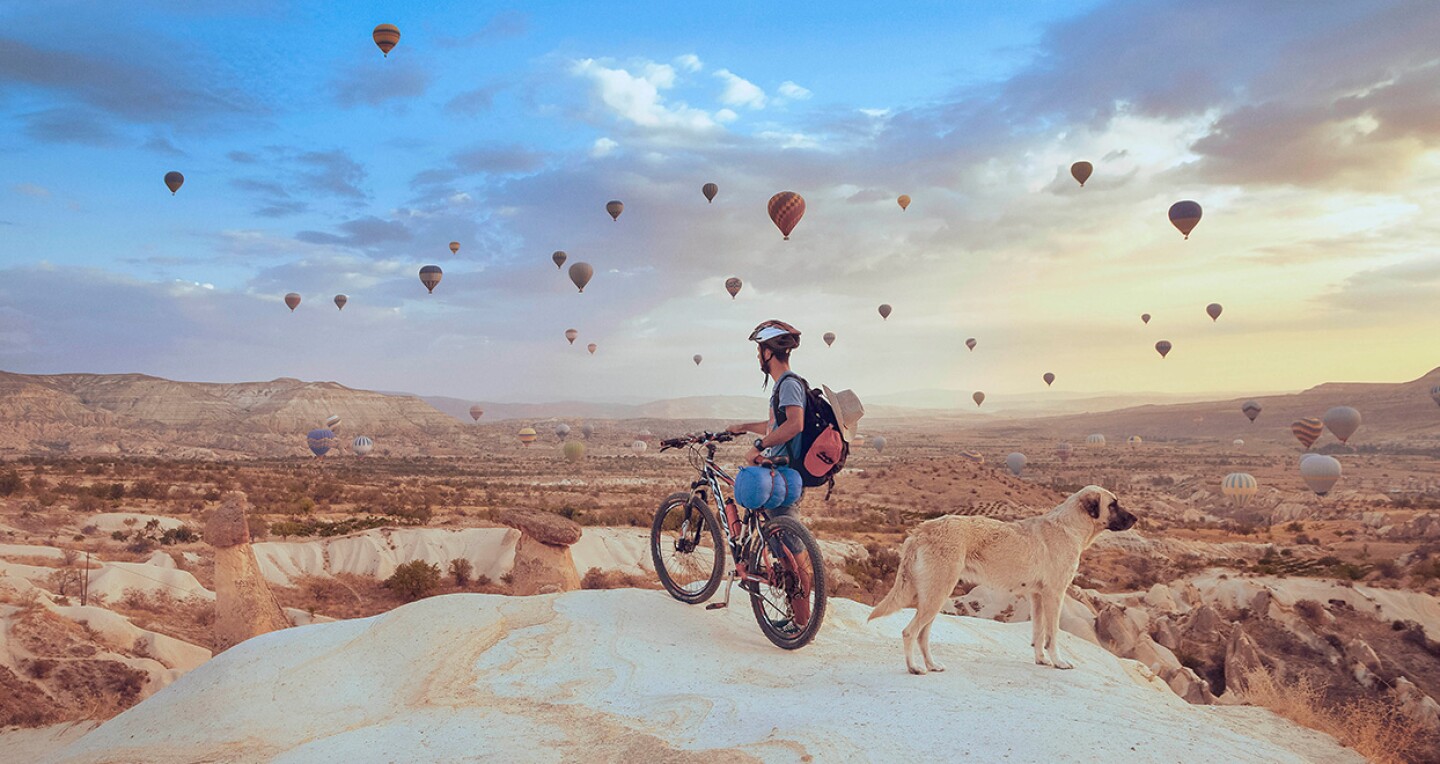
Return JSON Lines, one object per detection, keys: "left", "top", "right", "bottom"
{"left": 771, "top": 374, "right": 850, "bottom": 497}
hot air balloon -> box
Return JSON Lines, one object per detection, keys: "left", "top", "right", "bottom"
{"left": 871, "top": 435, "right": 887, "bottom": 454}
{"left": 372, "top": 24, "right": 400, "bottom": 56}
{"left": 449, "top": 241, "right": 460, "bottom": 255}
{"left": 517, "top": 427, "right": 538, "bottom": 446}
{"left": 1070, "top": 161, "right": 1093, "bottom": 187}
{"left": 469, "top": 405, "right": 483, "bottom": 422}
{"left": 562, "top": 441, "right": 586, "bottom": 463}
{"left": 1056, "top": 442, "right": 1073, "bottom": 464}
{"left": 1431, "top": 385, "right": 1440, "bottom": 407}
{"left": 419, "top": 265, "right": 443, "bottom": 293}
{"left": 1241, "top": 400, "right": 1262, "bottom": 422}
{"left": 1233, "top": 439, "right": 1245, "bottom": 448}
{"left": 897, "top": 194, "right": 911, "bottom": 211}
{"left": 569, "top": 262, "right": 593, "bottom": 293}
{"left": 767, "top": 191, "right": 805, "bottom": 240}
{"left": 555, "top": 423, "right": 571, "bottom": 440}
{"left": 725, "top": 277, "right": 742, "bottom": 299}
{"left": 581, "top": 422, "right": 595, "bottom": 440}
{"left": 163, "top": 171, "right": 184, "bottom": 195}
{"left": 1206, "top": 303, "right": 1223, "bottom": 321}
{"left": 325, "top": 415, "right": 341, "bottom": 429}
{"left": 966, "top": 338, "right": 977, "bottom": 351}
{"left": 606, "top": 200, "right": 624, "bottom": 220}
{"left": 852, "top": 434, "right": 866, "bottom": 449}
{"left": 1043, "top": 372, "right": 1056, "bottom": 387}
{"left": 1323, "top": 406, "right": 1361, "bottom": 444}
{"left": 306, "top": 429, "right": 337, "bottom": 458}
{"left": 1291, "top": 418, "right": 1324, "bottom": 449}
{"left": 587, "top": 343, "right": 597, "bottom": 355}
{"left": 960, "top": 450, "right": 984, "bottom": 464}
{"left": 1300, "top": 455, "right": 1342, "bottom": 496}
{"left": 1086, "top": 434, "right": 1106, "bottom": 448}
{"left": 1155, "top": 340, "right": 1172, "bottom": 358}
{"left": 1168, "top": 200, "right": 1202, "bottom": 239}
{"left": 693, "top": 354, "right": 703, "bottom": 366}
{"left": 1127, "top": 435, "right": 1143, "bottom": 447}
{"left": 878, "top": 304, "right": 892, "bottom": 320}
{"left": 285, "top": 293, "right": 301, "bottom": 311}
{"left": 552, "top": 250, "right": 567, "bottom": 269}
{"left": 972, "top": 391, "right": 985, "bottom": 407}
{"left": 1005, "top": 452, "right": 1027, "bottom": 476}
{"left": 702, "top": 183, "right": 718, "bottom": 203}
{"left": 333, "top": 294, "right": 347, "bottom": 311}
{"left": 1222, "top": 473, "right": 1257, "bottom": 508}
{"left": 565, "top": 329, "right": 578, "bottom": 345}
{"left": 631, "top": 440, "right": 647, "bottom": 454}
{"left": 823, "top": 332, "right": 835, "bottom": 347}
{"left": 1141, "top": 313, "right": 1151, "bottom": 325}
{"left": 352, "top": 436, "right": 374, "bottom": 457}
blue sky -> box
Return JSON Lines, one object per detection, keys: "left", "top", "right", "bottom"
{"left": 3, "top": 1, "right": 1439, "bottom": 403}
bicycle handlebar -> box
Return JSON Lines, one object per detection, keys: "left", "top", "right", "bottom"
{"left": 659, "top": 430, "right": 737, "bottom": 450}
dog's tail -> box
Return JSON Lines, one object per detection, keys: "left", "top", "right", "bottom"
{"left": 868, "top": 537, "right": 918, "bottom": 622}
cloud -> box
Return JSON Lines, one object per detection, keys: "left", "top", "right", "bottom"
{"left": 778, "top": 81, "right": 812, "bottom": 100}
{"left": 226, "top": 147, "right": 368, "bottom": 215}
{"left": 591, "top": 137, "right": 618, "bottom": 157}
{"left": 674, "top": 54, "right": 703, "bottom": 73}
{"left": 1324, "top": 256, "right": 1440, "bottom": 314}
{"left": 295, "top": 216, "right": 412, "bottom": 251}
{"left": 20, "top": 107, "right": 123, "bottom": 145}
{"left": 409, "top": 145, "right": 549, "bottom": 190}
{"left": 435, "top": 10, "right": 529, "bottom": 48}
{"left": 141, "top": 135, "right": 187, "bottom": 156}
{"left": 571, "top": 58, "right": 718, "bottom": 133}
{"left": 331, "top": 59, "right": 432, "bottom": 108}
{"left": 445, "top": 85, "right": 501, "bottom": 116}
{"left": 12, "top": 183, "right": 50, "bottom": 199}
{"left": 713, "top": 69, "right": 766, "bottom": 109}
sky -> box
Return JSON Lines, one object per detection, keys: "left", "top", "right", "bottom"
{"left": 2, "top": 0, "right": 1439, "bottom": 404}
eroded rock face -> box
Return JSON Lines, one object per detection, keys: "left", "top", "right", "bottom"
{"left": 502, "top": 509, "right": 583, "bottom": 596}
{"left": 1165, "top": 665, "right": 1215, "bottom": 705}
{"left": 1224, "top": 625, "right": 1268, "bottom": 694}
{"left": 208, "top": 492, "right": 289, "bottom": 652}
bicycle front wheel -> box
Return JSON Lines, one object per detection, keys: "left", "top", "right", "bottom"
{"left": 651, "top": 492, "right": 725, "bottom": 604}
{"left": 749, "top": 515, "right": 826, "bottom": 650}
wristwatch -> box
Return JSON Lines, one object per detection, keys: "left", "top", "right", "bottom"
{"left": 753, "top": 438, "right": 765, "bottom": 451}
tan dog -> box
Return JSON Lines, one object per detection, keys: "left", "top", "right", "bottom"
{"left": 869, "top": 486, "right": 1136, "bottom": 674}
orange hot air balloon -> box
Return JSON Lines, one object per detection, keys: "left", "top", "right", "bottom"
{"left": 1291, "top": 418, "right": 1323, "bottom": 449}
{"left": 878, "top": 304, "right": 892, "bottom": 320}
{"left": 1155, "top": 340, "right": 1172, "bottom": 358}
{"left": 606, "top": 200, "right": 624, "bottom": 220}
{"left": 569, "top": 262, "right": 593, "bottom": 293}
{"left": 767, "top": 191, "right": 805, "bottom": 240}
{"left": 702, "top": 183, "right": 718, "bottom": 203}
{"left": 372, "top": 24, "right": 400, "bottom": 57}
{"left": 897, "top": 194, "right": 911, "bottom": 211}
{"left": 565, "top": 329, "right": 578, "bottom": 345}
{"left": 823, "top": 332, "right": 835, "bottom": 347}
{"left": 419, "top": 265, "right": 443, "bottom": 293}
{"left": 552, "top": 250, "right": 567, "bottom": 269}
{"left": 449, "top": 241, "right": 460, "bottom": 255}
{"left": 587, "top": 343, "right": 596, "bottom": 355}
{"left": 1070, "top": 161, "right": 1092, "bottom": 187}
{"left": 284, "top": 293, "right": 301, "bottom": 311}
{"left": 163, "top": 171, "right": 184, "bottom": 195}
{"left": 725, "top": 277, "right": 742, "bottom": 299}
{"left": 469, "top": 405, "right": 483, "bottom": 422}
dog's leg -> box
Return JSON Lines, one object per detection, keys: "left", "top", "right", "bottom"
{"left": 901, "top": 551, "right": 954, "bottom": 675}
{"left": 918, "top": 619, "right": 945, "bottom": 673}
{"left": 1029, "top": 592, "right": 1050, "bottom": 666}
{"left": 1042, "top": 590, "right": 1073, "bottom": 670}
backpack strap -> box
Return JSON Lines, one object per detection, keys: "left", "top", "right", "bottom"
{"left": 770, "top": 372, "right": 806, "bottom": 427}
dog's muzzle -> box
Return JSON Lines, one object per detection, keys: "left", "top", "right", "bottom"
{"left": 1108, "top": 511, "right": 1137, "bottom": 532}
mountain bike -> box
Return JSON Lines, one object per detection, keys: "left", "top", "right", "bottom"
{"left": 651, "top": 431, "right": 826, "bottom": 649}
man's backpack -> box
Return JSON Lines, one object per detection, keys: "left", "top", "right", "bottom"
{"left": 771, "top": 374, "right": 849, "bottom": 496}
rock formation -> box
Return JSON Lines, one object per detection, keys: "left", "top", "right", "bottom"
{"left": 207, "top": 492, "right": 290, "bottom": 651}
{"left": 501, "top": 509, "right": 582, "bottom": 596}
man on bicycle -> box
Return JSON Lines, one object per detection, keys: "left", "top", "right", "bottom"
{"left": 726, "top": 320, "right": 813, "bottom": 624}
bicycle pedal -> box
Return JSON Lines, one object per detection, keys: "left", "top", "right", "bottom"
{"left": 705, "top": 602, "right": 727, "bottom": 610}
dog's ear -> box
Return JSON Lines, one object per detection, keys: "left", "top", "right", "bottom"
{"left": 1080, "top": 491, "right": 1101, "bottom": 519}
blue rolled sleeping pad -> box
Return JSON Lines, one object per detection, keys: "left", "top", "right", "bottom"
{"left": 734, "top": 465, "right": 804, "bottom": 510}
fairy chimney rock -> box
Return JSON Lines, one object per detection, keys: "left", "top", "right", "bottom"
{"left": 501, "top": 509, "right": 583, "bottom": 596}
{"left": 207, "top": 491, "right": 290, "bottom": 651}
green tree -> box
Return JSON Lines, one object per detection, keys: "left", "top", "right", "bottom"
{"left": 385, "top": 561, "right": 442, "bottom": 602}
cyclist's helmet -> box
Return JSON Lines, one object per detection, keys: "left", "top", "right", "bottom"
{"left": 749, "top": 319, "right": 801, "bottom": 352}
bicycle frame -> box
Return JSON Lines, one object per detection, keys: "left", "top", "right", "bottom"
{"left": 681, "top": 440, "right": 791, "bottom": 592}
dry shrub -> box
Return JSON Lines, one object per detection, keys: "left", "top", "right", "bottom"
{"left": 580, "top": 567, "right": 654, "bottom": 590}
{"left": 1238, "top": 668, "right": 1425, "bottom": 763}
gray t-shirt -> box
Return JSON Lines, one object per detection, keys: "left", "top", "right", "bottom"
{"left": 768, "top": 372, "right": 806, "bottom": 464}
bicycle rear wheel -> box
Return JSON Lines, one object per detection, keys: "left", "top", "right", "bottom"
{"left": 749, "top": 515, "right": 826, "bottom": 650}
{"left": 651, "top": 492, "right": 725, "bottom": 604}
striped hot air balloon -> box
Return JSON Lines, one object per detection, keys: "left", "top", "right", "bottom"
{"left": 306, "top": 429, "right": 337, "bottom": 458}
{"left": 606, "top": 200, "right": 624, "bottom": 220}
{"left": 555, "top": 423, "right": 571, "bottom": 441}
{"left": 325, "top": 415, "right": 341, "bottom": 429}
{"left": 823, "top": 332, "right": 836, "bottom": 347}
{"left": 1086, "top": 434, "right": 1106, "bottom": 448}
{"left": 1221, "top": 473, "right": 1257, "bottom": 508}
{"left": 372, "top": 24, "right": 400, "bottom": 56}
{"left": 725, "top": 277, "right": 742, "bottom": 299}
{"left": 352, "top": 436, "right": 374, "bottom": 457}
{"left": 1127, "top": 435, "right": 1143, "bottom": 447}
{"left": 469, "top": 405, "right": 483, "bottom": 422}
{"left": 517, "top": 427, "right": 538, "bottom": 446}
{"left": 960, "top": 450, "right": 984, "bottom": 464}
{"left": 285, "top": 293, "right": 301, "bottom": 311}
{"left": 1055, "top": 442, "right": 1073, "bottom": 464}
{"left": 1241, "top": 400, "right": 1262, "bottom": 422}
{"left": 419, "top": 265, "right": 443, "bottom": 293}
{"left": 1291, "top": 418, "right": 1324, "bottom": 450}
{"left": 631, "top": 440, "right": 647, "bottom": 454}
{"left": 702, "top": 183, "right": 718, "bottom": 203}
{"left": 562, "top": 441, "right": 586, "bottom": 463}
{"left": 1431, "top": 385, "right": 1440, "bottom": 407}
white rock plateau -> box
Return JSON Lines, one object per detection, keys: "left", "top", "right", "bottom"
{"left": 52, "top": 590, "right": 1359, "bottom": 763}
